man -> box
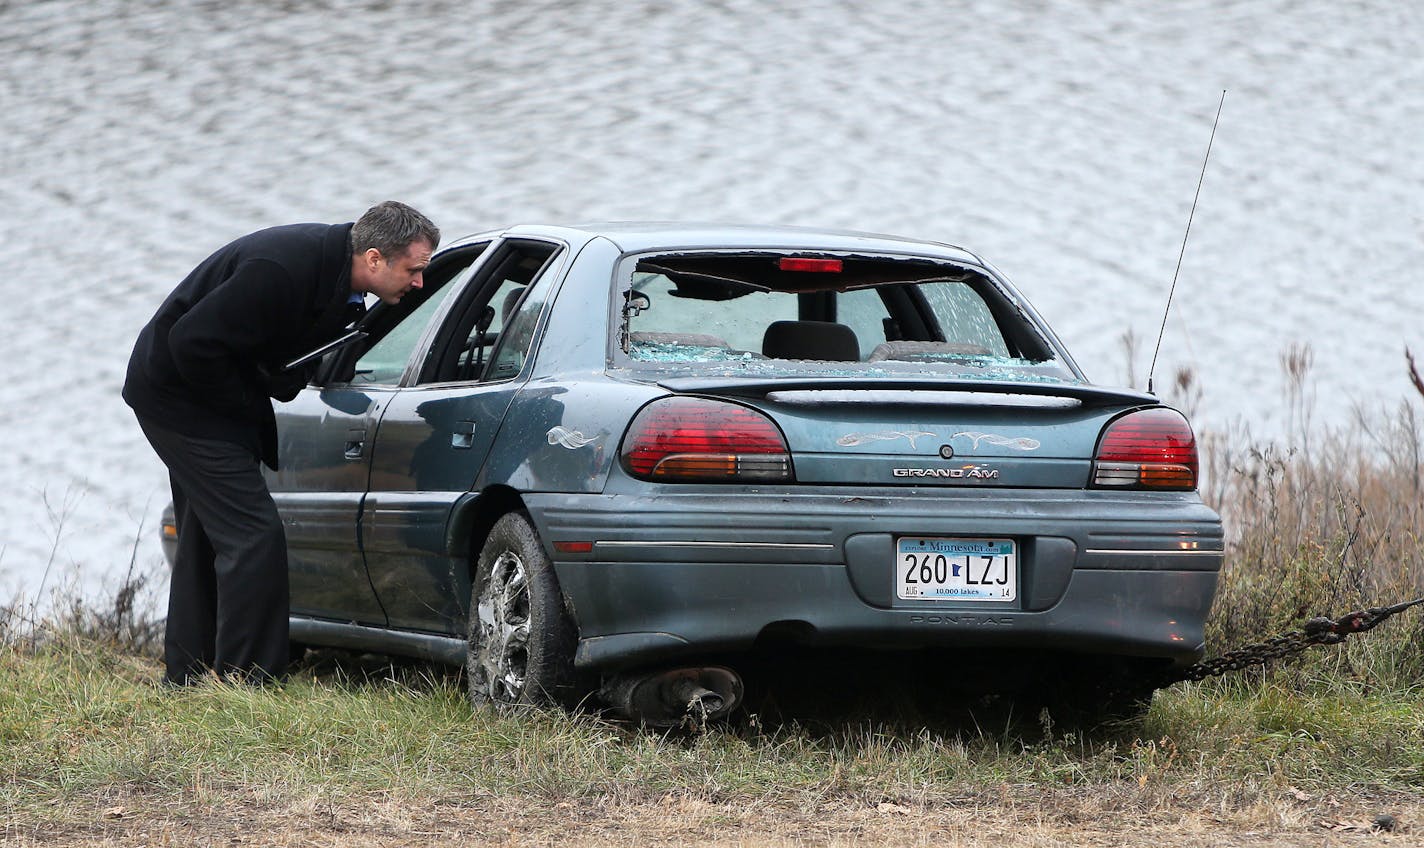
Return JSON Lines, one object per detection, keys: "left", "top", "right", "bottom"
{"left": 123, "top": 201, "right": 440, "bottom": 685}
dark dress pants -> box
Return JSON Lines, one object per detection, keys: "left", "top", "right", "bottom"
{"left": 137, "top": 415, "right": 289, "bottom": 685}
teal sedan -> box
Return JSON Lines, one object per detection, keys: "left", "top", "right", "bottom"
{"left": 164, "top": 223, "right": 1223, "bottom": 726}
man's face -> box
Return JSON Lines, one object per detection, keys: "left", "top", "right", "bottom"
{"left": 363, "top": 239, "right": 433, "bottom": 305}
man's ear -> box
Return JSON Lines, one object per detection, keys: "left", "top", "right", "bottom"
{"left": 365, "top": 247, "right": 385, "bottom": 270}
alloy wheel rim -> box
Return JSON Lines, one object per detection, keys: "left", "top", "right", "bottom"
{"left": 475, "top": 550, "right": 531, "bottom": 701}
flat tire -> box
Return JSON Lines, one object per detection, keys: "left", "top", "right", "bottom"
{"left": 466, "top": 511, "right": 580, "bottom": 709}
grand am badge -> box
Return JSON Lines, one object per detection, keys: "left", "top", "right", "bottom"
{"left": 892, "top": 465, "right": 1000, "bottom": 479}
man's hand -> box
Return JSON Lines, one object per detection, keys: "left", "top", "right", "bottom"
{"left": 258, "top": 362, "right": 313, "bottom": 402}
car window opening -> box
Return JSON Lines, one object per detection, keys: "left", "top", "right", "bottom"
{"left": 621, "top": 253, "right": 1059, "bottom": 377}
{"left": 318, "top": 241, "right": 491, "bottom": 385}
{"left": 316, "top": 239, "right": 561, "bottom": 388}
{"left": 421, "top": 242, "right": 558, "bottom": 384}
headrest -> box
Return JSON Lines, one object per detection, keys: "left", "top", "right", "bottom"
{"left": 501, "top": 287, "right": 526, "bottom": 322}
{"left": 761, "top": 320, "right": 860, "bottom": 361}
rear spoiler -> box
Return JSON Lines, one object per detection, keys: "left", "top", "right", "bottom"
{"left": 656, "top": 376, "right": 1160, "bottom": 407}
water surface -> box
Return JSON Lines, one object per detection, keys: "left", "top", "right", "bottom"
{"left": 2, "top": 0, "right": 1420, "bottom": 597}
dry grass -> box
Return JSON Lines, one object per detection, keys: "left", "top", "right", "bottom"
{"left": 1195, "top": 348, "right": 1424, "bottom": 687}
{"left": 4, "top": 790, "right": 1419, "bottom": 847}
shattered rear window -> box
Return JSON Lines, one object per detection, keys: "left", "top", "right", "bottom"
{"left": 617, "top": 252, "right": 1072, "bottom": 382}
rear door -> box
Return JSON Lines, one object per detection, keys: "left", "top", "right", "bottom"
{"left": 360, "top": 238, "right": 566, "bottom": 633}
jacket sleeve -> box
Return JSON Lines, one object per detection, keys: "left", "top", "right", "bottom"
{"left": 167, "top": 258, "right": 309, "bottom": 414}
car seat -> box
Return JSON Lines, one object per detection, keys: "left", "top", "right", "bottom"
{"left": 761, "top": 320, "right": 859, "bottom": 361}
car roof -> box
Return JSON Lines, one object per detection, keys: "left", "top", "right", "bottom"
{"left": 445, "top": 222, "right": 987, "bottom": 264}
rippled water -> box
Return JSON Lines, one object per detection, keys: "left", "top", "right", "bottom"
{"left": 2, "top": 0, "right": 1421, "bottom": 598}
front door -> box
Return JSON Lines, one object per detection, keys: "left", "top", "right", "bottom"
{"left": 268, "top": 387, "right": 389, "bottom": 624}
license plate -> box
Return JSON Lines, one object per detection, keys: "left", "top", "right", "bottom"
{"left": 896, "top": 537, "right": 1017, "bottom": 602}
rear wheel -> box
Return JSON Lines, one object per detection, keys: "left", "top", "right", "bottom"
{"left": 465, "top": 511, "right": 581, "bottom": 709}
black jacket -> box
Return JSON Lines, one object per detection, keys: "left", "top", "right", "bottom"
{"left": 123, "top": 222, "right": 356, "bottom": 470}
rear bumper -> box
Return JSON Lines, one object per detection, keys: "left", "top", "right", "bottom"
{"left": 525, "top": 487, "right": 1223, "bottom": 672}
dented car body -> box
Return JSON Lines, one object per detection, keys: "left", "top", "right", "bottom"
{"left": 163, "top": 223, "right": 1223, "bottom": 723}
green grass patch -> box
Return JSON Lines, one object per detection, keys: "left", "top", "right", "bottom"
{"left": 4, "top": 633, "right": 1421, "bottom": 828}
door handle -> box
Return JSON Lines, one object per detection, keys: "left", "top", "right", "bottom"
{"left": 344, "top": 428, "right": 366, "bottom": 460}
{"left": 452, "top": 419, "right": 476, "bottom": 449}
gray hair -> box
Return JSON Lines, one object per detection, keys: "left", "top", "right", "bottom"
{"left": 351, "top": 200, "right": 440, "bottom": 259}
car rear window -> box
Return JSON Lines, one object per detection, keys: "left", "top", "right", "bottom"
{"left": 618, "top": 252, "right": 1068, "bottom": 380}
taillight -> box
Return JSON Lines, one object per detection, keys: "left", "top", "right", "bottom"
{"left": 621, "top": 397, "right": 792, "bottom": 482}
{"left": 1092, "top": 408, "right": 1198, "bottom": 490}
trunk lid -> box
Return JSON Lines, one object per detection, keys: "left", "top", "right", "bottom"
{"left": 657, "top": 376, "right": 1156, "bottom": 489}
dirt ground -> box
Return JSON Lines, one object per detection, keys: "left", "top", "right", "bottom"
{"left": 5, "top": 790, "right": 1417, "bottom": 847}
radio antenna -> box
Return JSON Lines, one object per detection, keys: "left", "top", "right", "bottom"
{"left": 1148, "top": 90, "right": 1226, "bottom": 395}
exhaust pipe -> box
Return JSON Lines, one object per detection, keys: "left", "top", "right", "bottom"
{"left": 600, "top": 666, "right": 743, "bottom": 727}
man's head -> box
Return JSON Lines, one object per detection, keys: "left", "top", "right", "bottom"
{"left": 350, "top": 201, "right": 440, "bottom": 305}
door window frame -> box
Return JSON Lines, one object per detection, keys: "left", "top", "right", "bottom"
{"left": 414, "top": 236, "right": 568, "bottom": 388}
{"left": 313, "top": 238, "right": 497, "bottom": 388}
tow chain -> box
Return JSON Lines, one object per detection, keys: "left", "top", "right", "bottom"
{"left": 1156, "top": 595, "right": 1424, "bottom": 688}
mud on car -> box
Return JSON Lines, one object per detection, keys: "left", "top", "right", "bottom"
{"left": 161, "top": 223, "right": 1222, "bottom": 725}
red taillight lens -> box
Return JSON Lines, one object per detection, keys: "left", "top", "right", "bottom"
{"left": 1092, "top": 408, "right": 1198, "bottom": 490}
{"left": 621, "top": 397, "right": 792, "bottom": 482}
